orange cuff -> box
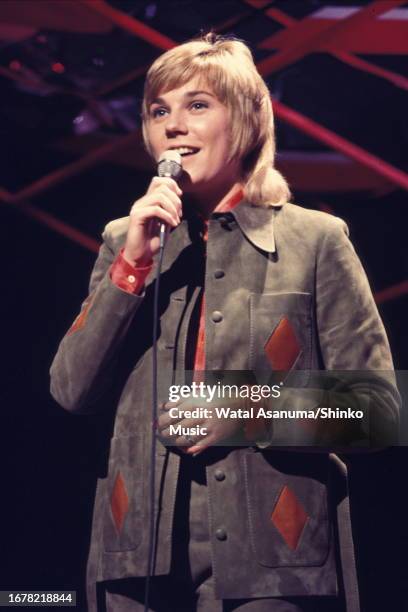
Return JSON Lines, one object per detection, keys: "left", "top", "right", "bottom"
{"left": 110, "top": 248, "right": 153, "bottom": 294}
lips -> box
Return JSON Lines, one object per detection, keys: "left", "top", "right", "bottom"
{"left": 169, "top": 146, "right": 200, "bottom": 157}
{"left": 181, "top": 150, "right": 199, "bottom": 157}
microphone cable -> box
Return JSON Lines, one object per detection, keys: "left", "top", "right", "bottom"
{"left": 144, "top": 235, "right": 165, "bottom": 612}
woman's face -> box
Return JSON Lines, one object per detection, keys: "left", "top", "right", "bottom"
{"left": 145, "top": 77, "right": 241, "bottom": 197}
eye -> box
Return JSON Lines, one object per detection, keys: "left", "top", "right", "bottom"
{"left": 190, "top": 101, "right": 208, "bottom": 111}
{"left": 151, "top": 107, "right": 168, "bottom": 118}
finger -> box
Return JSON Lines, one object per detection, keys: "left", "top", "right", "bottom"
{"left": 186, "top": 430, "right": 217, "bottom": 452}
{"left": 157, "top": 411, "right": 182, "bottom": 431}
{"left": 158, "top": 397, "right": 208, "bottom": 432}
{"left": 158, "top": 430, "right": 198, "bottom": 448}
{"left": 153, "top": 185, "right": 183, "bottom": 217}
{"left": 171, "top": 397, "right": 198, "bottom": 412}
{"left": 158, "top": 415, "right": 206, "bottom": 434}
{"left": 131, "top": 194, "right": 179, "bottom": 223}
{"left": 174, "top": 431, "right": 204, "bottom": 448}
{"left": 186, "top": 439, "right": 214, "bottom": 455}
{"left": 147, "top": 193, "right": 181, "bottom": 224}
{"left": 157, "top": 402, "right": 182, "bottom": 431}
{"left": 139, "top": 186, "right": 182, "bottom": 214}
{"left": 148, "top": 176, "right": 183, "bottom": 196}
{"left": 186, "top": 443, "right": 210, "bottom": 456}
{"left": 133, "top": 205, "right": 178, "bottom": 228}
{"left": 161, "top": 400, "right": 181, "bottom": 410}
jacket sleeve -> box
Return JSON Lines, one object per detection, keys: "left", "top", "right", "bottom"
{"left": 261, "top": 217, "right": 400, "bottom": 449}
{"left": 314, "top": 218, "right": 400, "bottom": 446}
{"left": 50, "top": 224, "right": 146, "bottom": 414}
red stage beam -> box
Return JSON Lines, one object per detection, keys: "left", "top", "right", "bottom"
{"left": 243, "top": 0, "right": 272, "bottom": 8}
{"left": 95, "top": 64, "right": 150, "bottom": 97}
{"left": 0, "top": 0, "right": 113, "bottom": 33}
{"left": 273, "top": 99, "right": 408, "bottom": 192}
{"left": 264, "top": 7, "right": 408, "bottom": 90}
{"left": 213, "top": 9, "right": 254, "bottom": 33}
{"left": 332, "top": 51, "right": 408, "bottom": 91}
{"left": 0, "top": 189, "right": 99, "bottom": 253}
{"left": 257, "top": 0, "right": 407, "bottom": 76}
{"left": 95, "top": 6, "right": 255, "bottom": 97}
{"left": 16, "top": 202, "right": 100, "bottom": 253}
{"left": 265, "top": 7, "right": 295, "bottom": 28}
{"left": 0, "top": 63, "right": 119, "bottom": 128}
{"left": 316, "top": 201, "right": 334, "bottom": 215}
{"left": 0, "top": 64, "right": 43, "bottom": 87}
{"left": 7, "top": 131, "right": 142, "bottom": 205}
{"left": 375, "top": 280, "right": 408, "bottom": 305}
{"left": 276, "top": 152, "right": 394, "bottom": 193}
{"left": 80, "top": 0, "right": 175, "bottom": 50}
{"left": 261, "top": 7, "right": 408, "bottom": 55}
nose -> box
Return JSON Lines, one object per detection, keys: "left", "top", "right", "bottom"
{"left": 165, "top": 109, "right": 188, "bottom": 137}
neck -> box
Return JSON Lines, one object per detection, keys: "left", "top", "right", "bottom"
{"left": 185, "top": 181, "right": 244, "bottom": 220}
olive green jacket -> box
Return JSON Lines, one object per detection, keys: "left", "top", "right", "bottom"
{"left": 50, "top": 201, "right": 399, "bottom": 612}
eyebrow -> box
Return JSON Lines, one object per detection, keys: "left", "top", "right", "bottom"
{"left": 150, "top": 90, "right": 216, "bottom": 105}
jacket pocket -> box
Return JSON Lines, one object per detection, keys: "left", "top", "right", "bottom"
{"left": 244, "top": 450, "right": 330, "bottom": 568}
{"left": 103, "top": 435, "right": 144, "bottom": 552}
{"left": 249, "top": 292, "right": 312, "bottom": 383}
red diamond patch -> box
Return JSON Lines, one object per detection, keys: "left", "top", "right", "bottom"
{"left": 271, "top": 485, "right": 308, "bottom": 550}
{"left": 264, "top": 316, "right": 301, "bottom": 371}
{"left": 67, "top": 296, "right": 94, "bottom": 335}
{"left": 111, "top": 471, "right": 129, "bottom": 534}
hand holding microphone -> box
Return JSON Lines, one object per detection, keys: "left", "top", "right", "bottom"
{"left": 123, "top": 151, "right": 183, "bottom": 267}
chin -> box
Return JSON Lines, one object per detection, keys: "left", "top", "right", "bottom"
{"left": 179, "top": 172, "right": 203, "bottom": 191}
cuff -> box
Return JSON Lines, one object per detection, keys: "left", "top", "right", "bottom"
{"left": 110, "top": 248, "right": 153, "bottom": 294}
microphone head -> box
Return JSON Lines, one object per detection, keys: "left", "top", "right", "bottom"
{"left": 157, "top": 150, "right": 183, "bottom": 179}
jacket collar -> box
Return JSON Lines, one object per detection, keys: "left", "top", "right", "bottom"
{"left": 225, "top": 200, "right": 280, "bottom": 254}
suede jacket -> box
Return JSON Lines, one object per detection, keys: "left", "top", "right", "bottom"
{"left": 50, "top": 201, "right": 400, "bottom": 612}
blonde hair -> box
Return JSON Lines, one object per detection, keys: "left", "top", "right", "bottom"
{"left": 142, "top": 33, "right": 290, "bottom": 207}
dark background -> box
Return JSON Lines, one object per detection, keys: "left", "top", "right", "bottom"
{"left": 0, "top": 1, "right": 407, "bottom": 610}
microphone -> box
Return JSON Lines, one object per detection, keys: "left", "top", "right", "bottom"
{"left": 146, "top": 150, "right": 183, "bottom": 612}
{"left": 157, "top": 150, "right": 183, "bottom": 247}
{"left": 147, "top": 148, "right": 182, "bottom": 612}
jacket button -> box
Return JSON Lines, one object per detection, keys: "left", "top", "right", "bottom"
{"left": 212, "top": 311, "right": 223, "bottom": 323}
{"left": 214, "top": 469, "right": 225, "bottom": 481}
{"left": 214, "top": 269, "right": 225, "bottom": 279}
{"left": 215, "top": 528, "right": 227, "bottom": 541}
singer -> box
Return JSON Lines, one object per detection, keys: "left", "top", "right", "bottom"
{"left": 50, "top": 34, "right": 399, "bottom": 611}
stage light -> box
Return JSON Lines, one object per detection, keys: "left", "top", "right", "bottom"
{"left": 51, "top": 62, "right": 65, "bottom": 74}
{"left": 9, "top": 60, "right": 21, "bottom": 71}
